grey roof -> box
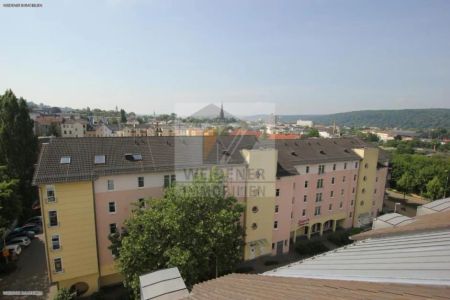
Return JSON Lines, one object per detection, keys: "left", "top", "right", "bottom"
{"left": 265, "top": 229, "right": 450, "bottom": 286}
{"left": 33, "top": 136, "right": 258, "bottom": 185}
{"left": 260, "top": 138, "right": 364, "bottom": 176}
{"left": 420, "top": 197, "right": 450, "bottom": 212}
{"left": 139, "top": 267, "right": 189, "bottom": 300}
{"left": 373, "top": 213, "right": 414, "bottom": 229}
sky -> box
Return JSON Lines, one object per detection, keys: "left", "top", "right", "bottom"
{"left": 1, "top": 0, "right": 450, "bottom": 116}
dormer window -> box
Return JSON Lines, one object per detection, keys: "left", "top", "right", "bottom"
{"left": 60, "top": 156, "right": 71, "bottom": 164}
{"left": 94, "top": 155, "right": 106, "bottom": 164}
{"left": 125, "top": 153, "right": 142, "bottom": 161}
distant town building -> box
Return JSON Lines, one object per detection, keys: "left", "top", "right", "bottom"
{"left": 296, "top": 119, "right": 313, "bottom": 127}
{"left": 60, "top": 119, "right": 87, "bottom": 138}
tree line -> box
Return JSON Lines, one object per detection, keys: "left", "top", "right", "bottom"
{"left": 390, "top": 153, "right": 450, "bottom": 200}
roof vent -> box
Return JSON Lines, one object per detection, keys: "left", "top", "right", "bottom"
{"left": 94, "top": 155, "right": 106, "bottom": 164}
{"left": 125, "top": 153, "right": 142, "bottom": 161}
{"left": 291, "top": 152, "right": 298, "bottom": 156}
{"left": 319, "top": 150, "right": 326, "bottom": 155}
{"left": 222, "top": 150, "right": 230, "bottom": 156}
{"left": 60, "top": 156, "right": 71, "bottom": 164}
{"left": 344, "top": 149, "right": 350, "bottom": 153}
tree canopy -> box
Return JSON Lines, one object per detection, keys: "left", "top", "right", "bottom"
{"left": 110, "top": 169, "right": 244, "bottom": 298}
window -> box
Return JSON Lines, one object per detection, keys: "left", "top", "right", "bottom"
{"left": 251, "top": 223, "right": 258, "bottom": 230}
{"left": 275, "top": 205, "right": 279, "bottom": 213}
{"left": 60, "top": 156, "right": 71, "bottom": 164}
{"left": 333, "top": 164, "right": 336, "bottom": 171}
{"left": 331, "top": 177, "right": 335, "bottom": 184}
{"left": 276, "top": 189, "right": 280, "bottom": 197}
{"left": 291, "top": 212, "right": 293, "bottom": 219}
{"left": 314, "top": 206, "right": 321, "bottom": 216}
{"left": 51, "top": 235, "right": 60, "bottom": 250}
{"left": 274, "top": 221, "right": 278, "bottom": 229}
{"left": 138, "top": 176, "right": 144, "bottom": 187}
{"left": 292, "top": 196, "right": 295, "bottom": 204}
{"left": 363, "top": 176, "right": 367, "bottom": 181}
{"left": 351, "top": 200, "right": 354, "bottom": 206}
{"left": 318, "top": 165, "right": 325, "bottom": 174}
{"left": 139, "top": 198, "right": 145, "bottom": 208}
{"left": 252, "top": 206, "right": 258, "bottom": 213}
{"left": 108, "top": 201, "right": 116, "bottom": 213}
{"left": 355, "top": 162, "right": 358, "bottom": 168}
{"left": 344, "top": 162, "right": 347, "bottom": 169}
{"left": 293, "top": 182, "right": 296, "bottom": 189}
{"left": 107, "top": 180, "right": 114, "bottom": 191}
{"left": 94, "top": 155, "right": 106, "bottom": 164}
{"left": 125, "top": 153, "right": 143, "bottom": 161}
{"left": 340, "top": 201, "right": 343, "bottom": 208}
{"left": 316, "top": 179, "right": 323, "bottom": 188}
{"left": 329, "top": 204, "right": 332, "bottom": 210}
{"left": 304, "top": 181, "right": 308, "bottom": 188}
{"left": 372, "top": 200, "right": 375, "bottom": 206}
{"left": 46, "top": 185, "right": 55, "bottom": 202}
{"left": 342, "top": 176, "right": 346, "bottom": 182}
{"left": 49, "top": 211, "right": 58, "bottom": 227}
{"left": 54, "top": 258, "right": 63, "bottom": 273}
{"left": 164, "top": 174, "right": 176, "bottom": 188}
{"left": 341, "top": 189, "right": 344, "bottom": 195}
{"left": 285, "top": 240, "right": 288, "bottom": 246}
{"left": 374, "top": 188, "right": 377, "bottom": 194}
{"left": 360, "top": 201, "right": 364, "bottom": 206}
{"left": 109, "top": 223, "right": 117, "bottom": 235}
{"left": 352, "top": 187, "right": 355, "bottom": 194}
{"left": 365, "top": 163, "right": 369, "bottom": 168}
{"left": 362, "top": 188, "right": 366, "bottom": 194}
{"left": 272, "top": 243, "right": 275, "bottom": 249}
{"left": 302, "top": 209, "right": 306, "bottom": 216}
{"left": 303, "top": 195, "right": 307, "bottom": 202}
{"left": 306, "top": 166, "right": 310, "bottom": 173}
{"left": 349, "top": 212, "right": 353, "bottom": 218}
{"left": 315, "top": 193, "right": 322, "bottom": 202}
{"left": 376, "top": 177, "right": 379, "bottom": 182}
{"left": 354, "top": 174, "right": 357, "bottom": 181}
{"left": 330, "top": 191, "right": 334, "bottom": 197}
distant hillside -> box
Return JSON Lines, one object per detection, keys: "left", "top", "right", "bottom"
{"left": 278, "top": 109, "right": 450, "bottom": 129}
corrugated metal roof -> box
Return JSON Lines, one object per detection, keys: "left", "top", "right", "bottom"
{"left": 265, "top": 229, "right": 450, "bottom": 286}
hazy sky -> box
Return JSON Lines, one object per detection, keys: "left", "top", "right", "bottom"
{"left": 1, "top": 0, "right": 450, "bottom": 115}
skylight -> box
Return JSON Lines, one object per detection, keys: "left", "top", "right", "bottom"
{"left": 94, "top": 155, "right": 106, "bottom": 164}
{"left": 60, "top": 156, "right": 71, "bottom": 164}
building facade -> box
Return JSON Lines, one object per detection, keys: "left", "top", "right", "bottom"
{"left": 33, "top": 136, "right": 387, "bottom": 296}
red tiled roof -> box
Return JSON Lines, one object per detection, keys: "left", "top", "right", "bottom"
{"left": 187, "top": 274, "right": 450, "bottom": 300}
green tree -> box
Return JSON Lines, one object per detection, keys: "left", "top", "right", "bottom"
{"left": 0, "top": 166, "right": 21, "bottom": 227}
{"left": 0, "top": 90, "right": 38, "bottom": 219}
{"left": 307, "top": 128, "right": 320, "bottom": 138}
{"left": 396, "top": 172, "right": 415, "bottom": 199}
{"left": 425, "top": 176, "right": 444, "bottom": 200}
{"left": 120, "top": 109, "right": 127, "bottom": 123}
{"left": 110, "top": 169, "right": 244, "bottom": 298}
{"left": 48, "top": 122, "right": 60, "bottom": 137}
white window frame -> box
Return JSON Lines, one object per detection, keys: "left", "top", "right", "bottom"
{"left": 107, "top": 179, "right": 114, "bottom": 191}
{"left": 48, "top": 210, "right": 58, "bottom": 227}
{"left": 108, "top": 201, "right": 116, "bottom": 214}
{"left": 46, "top": 185, "right": 56, "bottom": 203}
{"left": 54, "top": 257, "right": 63, "bottom": 273}
{"left": 51, "top": 234, "right": 61, "bottom": 251}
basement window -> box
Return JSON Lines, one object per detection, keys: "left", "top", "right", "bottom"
{"left": 60, "top": 156, "right": 71, "bottom": 164}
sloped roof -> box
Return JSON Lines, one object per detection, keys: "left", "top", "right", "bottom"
{"left": 187, "top": 273, "right": 450, "bottom": 300}
{"left": 259, "top": 138, "right": 363, "bottom": 176}
{"left": 140, "top": 267, "right": 188, "bottom": 300}
{"left": 352, "top": 210, "right": 450, "bottom": 240}
{"left": 420, "top": 197, "right": 450, "bottom": 213}
{"left": 33, "top": 136, "right": 258, "bottom": 185}
{"left": 265, "top": 228, "right": 450, "bottom": 286}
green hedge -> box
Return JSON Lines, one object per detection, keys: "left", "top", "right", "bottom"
{"left": 295, "top": 240, "right": 329, "bottom": 256}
